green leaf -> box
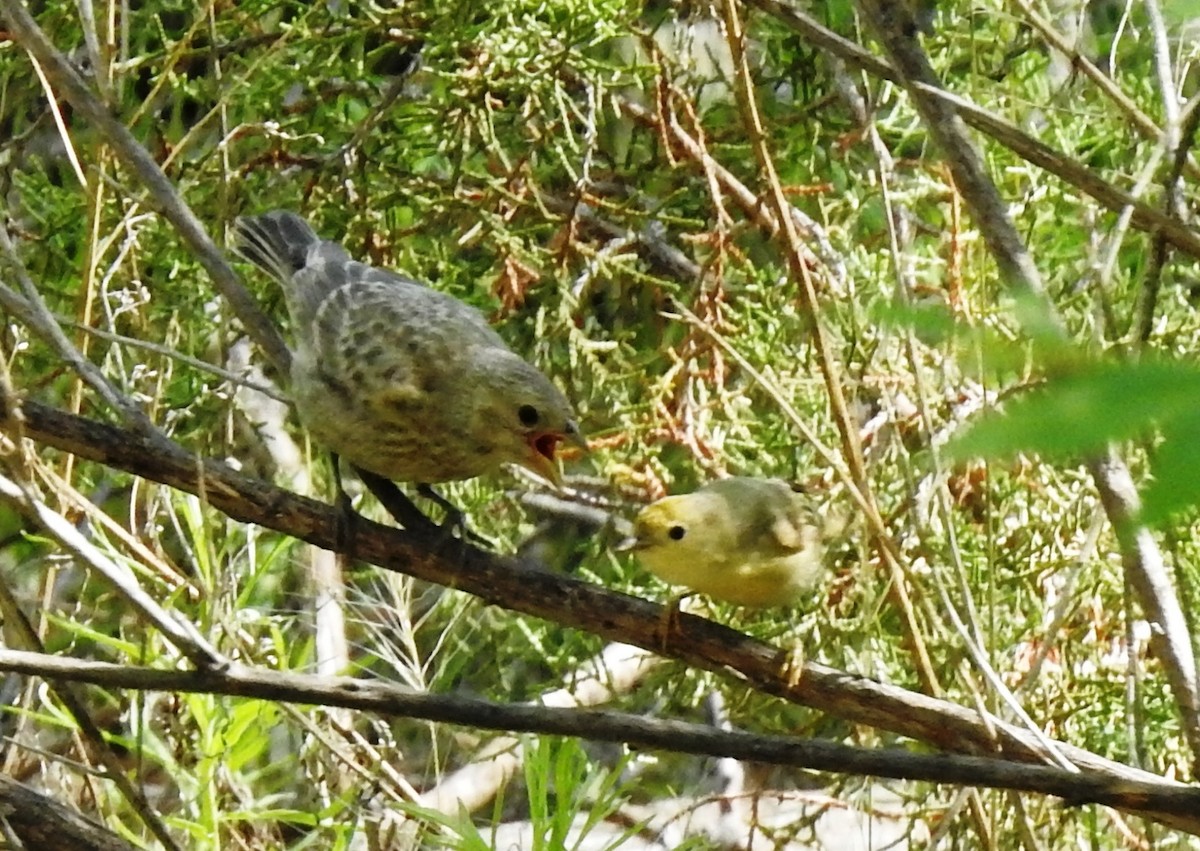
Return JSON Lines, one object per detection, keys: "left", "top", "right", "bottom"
{"left": 949, "top": 358, "right": 1200, "bottom": 462}
{"left": 1162, "top": 0, "right": 1200, "bottom": 26}
{"left": 1142, "top": 410, "right": 1200, "bottom": 524}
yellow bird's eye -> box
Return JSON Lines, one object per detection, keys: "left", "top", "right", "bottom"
{"left": 668, "top": 524, "right": 686, "bottom": 541}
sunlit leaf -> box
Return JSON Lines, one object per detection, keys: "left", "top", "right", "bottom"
{"left": 949, "top": 358, "right": 1200, "bottom": 462}
{"left": 1142, "top": 410, "right": 1200, "bottom": 524}
{"left": 1162, "top": 0, "right": 1200, "bottom": 26}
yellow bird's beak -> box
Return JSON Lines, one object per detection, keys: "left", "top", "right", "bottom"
{"left": 614, "top": 534, "right": 644, "bottom": 553}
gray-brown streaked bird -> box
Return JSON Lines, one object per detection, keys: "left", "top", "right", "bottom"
{"left": 232, "top": 211, "right": 585, "bottom": 492}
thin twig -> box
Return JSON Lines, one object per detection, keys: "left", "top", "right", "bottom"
{"left": 0, "top": 0, "right": 292, "bottom": 377}
{"left": 0, "top": 648, "right": 1197, "bottom": 817}
{"left": 27, "top": 53, "right": 87, "bottom": 187}
{"left": 1134, "top": 79, "right": 1200, "bottom": 343}
{"left": 56, "top": 315, "right": 289, "bottom": 402}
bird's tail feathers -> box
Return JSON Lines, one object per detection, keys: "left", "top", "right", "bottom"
{"left": 232, "top": 211, "right": 320, "bottom": 282}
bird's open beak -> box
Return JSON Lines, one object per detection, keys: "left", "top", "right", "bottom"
{"left": 562, "top": 419, "right": 588, "bottom": 453}
{"left": 523, "top": 421, "right": 587, "bottom": 489}
{"left": 525, "top": 434, "right": 564, "bottom": 487}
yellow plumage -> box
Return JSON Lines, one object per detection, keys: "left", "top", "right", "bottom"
{"left": 626, "top": 477, "right": 824, "bottom": 607}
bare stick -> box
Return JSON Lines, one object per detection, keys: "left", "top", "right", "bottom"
{"left": 0, "top": 647, "right": 1197, "bottom": 819}
{"left": 0, "top": 0, "right": 292, "bottom": 377}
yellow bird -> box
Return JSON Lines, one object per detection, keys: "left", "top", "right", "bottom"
{"left": 623, "top": 477, "right": 824, "bottom": 607}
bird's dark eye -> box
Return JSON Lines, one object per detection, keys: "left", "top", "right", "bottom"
{"left": 518, "top": 404, "right": 540, "bottom": 427}
{"left": 668, "top": 524, "right": 686, "bottom": 541}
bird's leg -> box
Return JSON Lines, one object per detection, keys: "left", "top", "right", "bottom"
{"left": 419, "top": 483, "right": 466, "bottom": 554}
{"left": 331, "top": 453, "right": 358, "bottom": 556}
{"left": 779, "top": 642, "right": 806, "bottom": 689}
{"left": 657, "top": 591, "right": 696, "bottom": 652}
{"left": 355, "top": 468, "right": 439, "bottom": 534}
{"left": 356, "top": 471, "right": 490, "bottom": 554}
{"left": 416, "top": 483, "right": 465, "bottom": 530}
{"left": 416, "top": 484, "right": 492, "bottom": 548}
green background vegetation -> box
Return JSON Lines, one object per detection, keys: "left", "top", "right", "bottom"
{"left": 1, "top": 0, "right": 1198, "bottom": 847}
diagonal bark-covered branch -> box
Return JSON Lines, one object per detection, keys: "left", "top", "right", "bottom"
{"left": 3, "top": 394, "right": 1199, "bottom": 832}
{"left": 0, "top": 776, "right": 136, "bottom": 851}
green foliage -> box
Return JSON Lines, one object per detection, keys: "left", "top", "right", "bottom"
{"left": 951, "top": 357, "right": 1200, "bottom": 524}
{"left": 4, "top": 0, "right": 1200, "bottom": 847}
{"left": 892, "top": 289, "right": 1200, "bottom": 525}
